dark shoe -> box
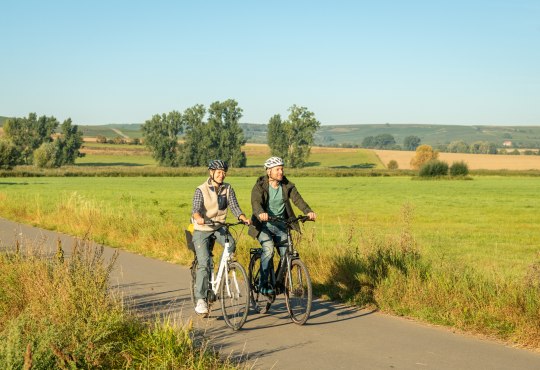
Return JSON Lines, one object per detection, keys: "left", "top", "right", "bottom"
{"left": 260, "top": 285, "right": 274, "bottom": 295}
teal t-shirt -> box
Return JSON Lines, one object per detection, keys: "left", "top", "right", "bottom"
{"left": 268, "top": 184, "right": 285, "bottom": 218}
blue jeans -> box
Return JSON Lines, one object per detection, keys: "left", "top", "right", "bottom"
{"left": 257, "top": 222, "right": 288, "bottom": 287}
{"left": 192, "top": 228, "right": 236, "bottom": 300}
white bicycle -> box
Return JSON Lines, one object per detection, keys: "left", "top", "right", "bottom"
{"left": 186, "top": 221, "right": 250, "bottom": 330}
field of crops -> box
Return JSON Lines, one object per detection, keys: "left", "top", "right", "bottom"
{"left": 376, "top": 149, "right": 540, "bottom": 170}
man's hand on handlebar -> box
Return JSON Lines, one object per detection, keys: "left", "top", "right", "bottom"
{"left": 258, "top": 213, "right": 269, "bottom": 222}
{"left": 307, "top": 212, "right": 316, "bottom": 221}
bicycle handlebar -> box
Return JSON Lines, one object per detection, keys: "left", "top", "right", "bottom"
{"left": 203, "top": 220, "right": 248, "bottom": 227}
{"left": 267, "top": 215, "right": 314, "bottom": 224}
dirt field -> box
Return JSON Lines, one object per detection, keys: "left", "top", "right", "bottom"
{"left": 375, "top": 149, "right": 540, "bottom": 170}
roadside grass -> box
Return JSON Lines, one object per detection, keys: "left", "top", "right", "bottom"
{"left": 0, "top": 176, "right": 539, "bottom": 348}
{"left": 0, "top": 243, "right": 241, "bottom": 369}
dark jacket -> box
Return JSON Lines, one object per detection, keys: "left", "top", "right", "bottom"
{"left": 248, "top": 175, "right": 313, "bottom": 238}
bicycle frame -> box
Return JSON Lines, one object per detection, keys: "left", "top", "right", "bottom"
{"left": 249, "top": 214, "right": 313, "bottom": 324}
{"left": 188, "top": 220, "right": 250, "bottom": 330}
{"left": 208, "top": 232, "right": 234, "bottom": 301}
{"left": 269, "top": 225, "right": 300, "bottom": 295}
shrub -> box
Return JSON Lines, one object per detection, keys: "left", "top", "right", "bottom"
{"left": 96, "top": 135, "right": 107, "bottom": 144}
{"left": 449, "top": 161, "right": 469, "bottom": 177}
{"left": 419, "top": 159, "right": 448, "bottom": 177}
{"left": 410, "top": 145, "right": 439, "bottom": 169}
{"left": 387, "top": 160, "right": 399, "bottom": 170}
{"left": 33, "top": 142, "right": 60, "bottom": 168}
{"left": 0, "top": 139, "right": 19, "bottom": 170}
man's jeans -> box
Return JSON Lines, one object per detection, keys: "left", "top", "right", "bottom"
{"left": 257, "top": 222, "right": 288, "bottom": 287}
{"left": 192, "top": 228, "right": 236, "bottom": 300}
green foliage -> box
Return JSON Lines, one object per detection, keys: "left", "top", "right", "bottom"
{"left": 266, "top": 105, "right": 321, "bottom": 168}
{"left": 142, "top": 111, "right": 183, "bottom": 166}
{"left": 361, "top": 134, "right": 397, "bottom": 149}
{"left": 33, "top": 142, "right": 59, "bottom": 168}
{"left": 447, "top": 140, "right": 470, "bottom": 153}
{"left": 144, "top": 100, "right": 247, "bottom": 168}
{"left": 387, "top": 160, "right": 399, "bottom": 170}
{"left": 267, "top": 114, "right": 288, "bottom": 159}
{"left": 403, "top": 135, "right": 421, "bottom": 150}
{"left": 470, "top": 141, "right": 498, "bottom": 154}
{"left": 3, "top": 113, "right": 59, "bottom": 164}
{"left": 56, "top": 118, "right": 84, "bottom": 165}
{"left": 419, "top": 159, "right": 449, "bottom": 177}
{"left": 179, "top": 104, "right": 207, "bottom": 167}
{"left": 206, "top": 99, "right": 246, "bottom": 167}
{"left": 449, "top": 161, "right": 469, "bottom": 177}
{"left": 0, "top": 139, "right": 19, "bottom": 170}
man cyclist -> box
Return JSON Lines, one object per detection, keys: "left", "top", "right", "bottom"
{"left": 248, "top": 156, "right": 316, "bottom": 295}
{"left": 191, "top": 159, "right": 250, "bottom": 316}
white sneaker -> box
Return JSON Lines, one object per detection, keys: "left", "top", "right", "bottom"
{"left": 195, "top": 299, "right": 208, "bottom": 315}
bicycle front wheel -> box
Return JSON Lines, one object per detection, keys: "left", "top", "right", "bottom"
{"left": 285, "top": 258, "right": 312, "bottom": 325}
{"left": 220, "top": 261, "right": 249, "bottom": 330}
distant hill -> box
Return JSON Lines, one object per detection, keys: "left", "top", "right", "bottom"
{"left": 241, "top": 123, "right": 540, "bottom": 148}
{"left": 2, "top": 117, "right": 540, "bottom": 148}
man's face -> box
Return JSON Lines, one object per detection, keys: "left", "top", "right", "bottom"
{"left": 267, "top": 166, "right": 284, "bottom": 181}
{"left": 211, "top": 169, "right": 226, "bottom": 183}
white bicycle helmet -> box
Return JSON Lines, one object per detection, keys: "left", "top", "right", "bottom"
{"left": 264, "top": 156, "right": 284, "bottom": 169}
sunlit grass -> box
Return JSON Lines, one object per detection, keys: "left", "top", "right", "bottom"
{"left": 1, "top": 176, "right": 539, "bottom": 348}
{"left": 0, "top": 244, "right": 241, "bottom": 368}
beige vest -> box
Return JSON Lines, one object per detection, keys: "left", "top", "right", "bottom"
{"left": 193, "top": 180, "right": 230, "bottom": 231}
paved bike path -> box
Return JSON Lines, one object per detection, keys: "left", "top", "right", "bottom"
{"left": 1, "top": 217, "right": 539, "bottom": 370}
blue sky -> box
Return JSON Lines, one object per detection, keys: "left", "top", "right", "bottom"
{"left": 1, "top": 0, "right": 539, "bottom": 125}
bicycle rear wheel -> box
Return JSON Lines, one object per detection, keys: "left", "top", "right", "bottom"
{"left": 248, "top": 252, "right": 273, "bottom": 314}
{"left": 285, "top": 258, "right": 312, "bottom": 325}
{"left": 220, "top": 261, "right": 249, "bottom": 330}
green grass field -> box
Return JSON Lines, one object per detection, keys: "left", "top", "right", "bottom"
{"left": 0, "top": 176, "right": 537, "bottom": 278}
{"left": 1, "top": 175, "right": 539, "bottom": 347}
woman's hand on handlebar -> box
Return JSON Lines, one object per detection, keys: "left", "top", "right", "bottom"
{"left": 239, "top": 214, "right": 251, "bottom": 226}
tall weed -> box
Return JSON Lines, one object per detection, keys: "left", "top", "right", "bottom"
{"left": 0, "top": 243, "right": 242, "bottom": 368}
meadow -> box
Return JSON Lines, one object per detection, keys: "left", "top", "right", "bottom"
{"left": 0, "top": 176, "right": 537, "bottom": 277}
{"left": 1, "top": 175, "right": 539, "bottom": 348}
{"left": 1, "top": 144, "right": 540, "bottom": 348}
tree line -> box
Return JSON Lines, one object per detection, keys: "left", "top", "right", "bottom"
{"left": 0, "top": 113, "right": 83, "bottom": 169}
{"left": 142, "top": 100, "right": 320, "bottom": 169}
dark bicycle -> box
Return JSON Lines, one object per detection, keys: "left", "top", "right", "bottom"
{"left": 248, "top": 215, "right": 313, "bottom": 325}
{"left": 185, "top": 220, "right": 250, "bottom": 330}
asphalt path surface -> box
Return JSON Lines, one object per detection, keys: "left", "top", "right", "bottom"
{"left": 1, "top": 217, "right": 539, "bottom": 369}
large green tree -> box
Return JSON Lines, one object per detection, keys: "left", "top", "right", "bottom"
{"left": 267, "top": 114, "right": 289, "bottom": 159}
{"left": 181, "top": 104, "right": 208, "bottom": 167}
{"left": 56, "top": 118, "right": 84, "bottom": 165}
{"left": 142, "top": 111, "right": 183, "bottom": 166}
{"left": 266, "top": 105, "right": 320, "bottom": 168}
{"left": 0, "top": 139, "right": 18, "bottom": 169}
{"left": 143, "top": 100, "right": 247, "bottom": 168}
{"left": 206, "top": 99, "right": 246, "bottom": 167}
{"left": 4, "top": 113, "right": 58, "bottom": 164}
{"left": 403, "top": 135, "right": 421, "bottom": 151}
